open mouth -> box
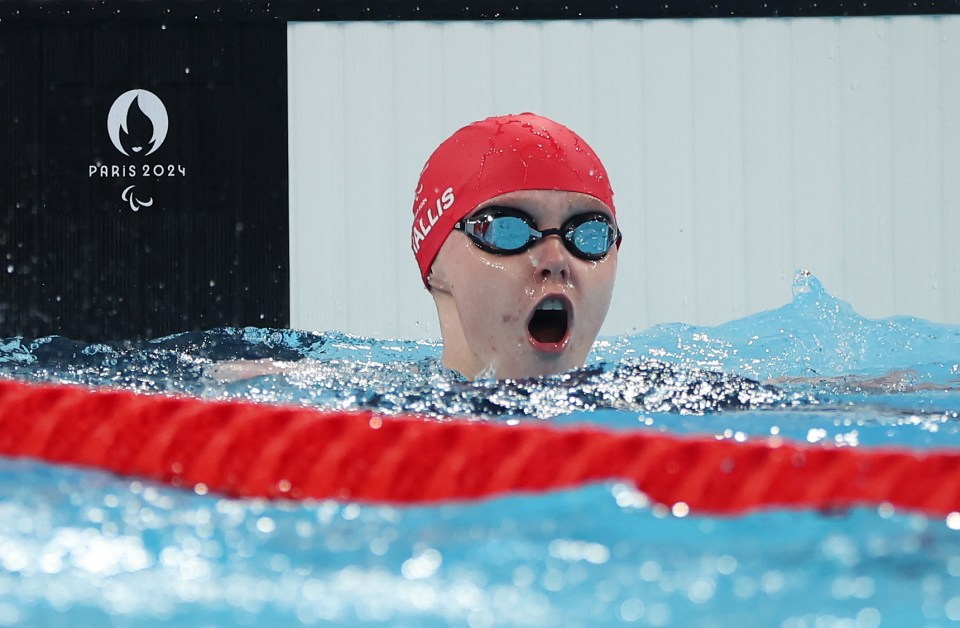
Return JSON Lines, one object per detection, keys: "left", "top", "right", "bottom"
{"left": 527, "top": 297, "right": 571, "bottom": 349}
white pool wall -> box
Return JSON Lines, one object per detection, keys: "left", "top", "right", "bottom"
{"left": 288, "top": 16, "right": 960, "bottom": 339}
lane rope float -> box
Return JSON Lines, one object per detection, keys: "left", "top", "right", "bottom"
{"left": 1, "top": 378, "right": 958, "bottom": 516}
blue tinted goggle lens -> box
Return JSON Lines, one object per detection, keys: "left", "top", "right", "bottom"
{"left": 455, "top": 208, "right": 621, "bottom": 260}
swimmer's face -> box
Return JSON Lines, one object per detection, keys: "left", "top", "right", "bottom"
{"left": 429, "top": 190, "right": 618, "bottom": 380}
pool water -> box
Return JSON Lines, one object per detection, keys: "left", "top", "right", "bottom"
{"left": 1, "top": 273, "right": 960, "bottom": 626}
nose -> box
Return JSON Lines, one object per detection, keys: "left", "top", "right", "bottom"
{"left": 532, "top": 234, "right": 570, "bottom": 283}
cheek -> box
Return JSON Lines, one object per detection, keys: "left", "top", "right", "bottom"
{"left": 459, "top": 286, "right": 516, "bottom": 328}
{"left": 579, "top": 261, "right": 617, "bottom": 324}
{"left": 454, "top": 265, "right": 528, "bottom": 336}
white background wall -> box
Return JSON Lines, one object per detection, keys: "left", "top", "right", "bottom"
{"left": 288, "top": 16, "right": 960, "bottom": 339}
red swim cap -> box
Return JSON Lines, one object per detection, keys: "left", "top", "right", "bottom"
{"left": 411, "top": 113, "right": 615, "bottom": 286}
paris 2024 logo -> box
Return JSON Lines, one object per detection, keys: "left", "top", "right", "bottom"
{"left": 89, "top": 89, "right": 187, "bottom": 211}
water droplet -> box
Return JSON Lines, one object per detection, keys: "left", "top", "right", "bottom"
{"left": 256, "top": 516, "right": 276, "bottom": 534}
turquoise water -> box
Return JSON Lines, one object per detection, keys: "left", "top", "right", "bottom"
{"left": 2, "top": 273, "right": 960, "bottom": 626}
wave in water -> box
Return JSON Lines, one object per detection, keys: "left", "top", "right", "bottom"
{"left": 1, "top": 272, "right": 958, "bottom": 420}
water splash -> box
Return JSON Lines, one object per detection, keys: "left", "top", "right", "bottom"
{"left": 596, "top": 271, "right": 960, "bottom": 384}
{"left": 1, "top": 273, "right": 958, "bottom": 420}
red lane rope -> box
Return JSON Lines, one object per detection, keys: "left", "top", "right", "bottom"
{"left": 1, "top": 378, "right": 958, "bottom": 515}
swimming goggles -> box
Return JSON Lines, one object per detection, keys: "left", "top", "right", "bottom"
{"left": 454, "top": 207, "right": 622, "bottom": 261}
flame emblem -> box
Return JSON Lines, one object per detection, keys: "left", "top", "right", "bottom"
{"left": 107, "top": 89, "right": 168, "bottom": 157}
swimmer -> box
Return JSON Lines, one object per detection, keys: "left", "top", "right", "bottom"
{"left": 210, "top": 113, "right": 621, "bottom": 384}
{"left": 412, "top": 113, "right": 621, "bottom": 380}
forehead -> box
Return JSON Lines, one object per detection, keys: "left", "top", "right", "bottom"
{"left": 473, "top": 190, "right": 614, "bottom": 223}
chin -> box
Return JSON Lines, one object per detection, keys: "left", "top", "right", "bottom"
{"left": 497, "top": 351, "right": 584, "bottom": 381}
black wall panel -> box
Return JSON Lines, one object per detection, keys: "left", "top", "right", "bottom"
{"left": 0, "top": 23, "right": 288, "bottom": 341}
